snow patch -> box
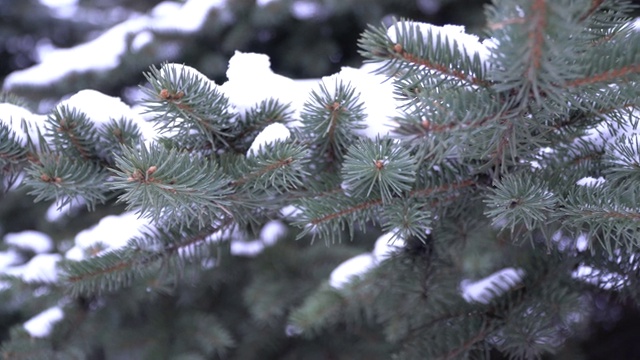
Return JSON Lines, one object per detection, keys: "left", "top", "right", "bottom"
{"left": 572, "top": 265, "right": 628, "bottom": 290}
{"left": 329, "top": 231, "right": 406, "bottom": 289}
{"left": 291, "top": 1, "right": 323, "bottom": 20}
{"left": 460, "top": 268, "right": 525, "bottom": 304}
{"left": 230, "top": 240, "right": 266, "bottom": 257}
{"left": 132, "top": 30, "right": 154, "bottom": 52}
{"left": 3, "top": 16, "right": 148, "bottom": 89}
{"left": 247, "top": 123, "right": 291, "bottom": 156}
{"left": 57, "top": 89, "right": 156, "bottom": 143}
{"left": 280, "top": 205, "right": 303, "bottom": 219}
{"left": 3, "top": 254, "right": 62, "bottom": 283}
{"left": 4, "top": 231, "right": 53, "bottom": 254}
{"left": 387, "top": 21, "right": 490, "bottom": 63}
{"left": 23, "top": 306, "right": 64, "bottom": 338}
{"left": 319, "top": 65, "right": 398, "bottom": 139}
{"left": 372, "top": 231, "right": 405, "bottom": 262}
{"left": 576, "top": 234, "right": 588, "bottom": 252}
{"left": 257, "top": 0, "right": 276, "bottom": 6}
{"left": 230, "top": 220, "right": 288, "bottom": 257}
{"left": 0, "top": 103, "right": 47, "bottom": 146}
{"left": 162, "top": 63, "right": 218, "bottom": 90}
{"left": 4, "top": 0, "right": 232, "bottom": 91}
{"left": 46, "top": 197, "right": 86, "bottom": 222}
{"left": 152, "top": 0, "right": 232, "bottom": 33}
{"left": 70, "top": 211, "right": 152, "bottom": 259}
{"left": 64, "top": 246, "right": 85, "bottom": 262}
{"left": 285, "top": 323, "right": 303, "bottom": 337}
{"left": 260, "top": 220, "right": 287, "bottom": 246}
{"left": 0, "top": 251, "right": 21, "bottom": 272}
{"left": 221, "top": 51, "right": 305, "bottom": 116}
{"left": 576, "top": 176, "right": 605, "bottom": 187}
{"left": 39, "top": 0, "right": 77, "bottom": 8}
{"left": 329, "top": 253, "right": 376, "bottom": 289}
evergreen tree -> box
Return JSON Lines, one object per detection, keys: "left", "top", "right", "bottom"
{"left": 1, "top": 0, "right": 640, "bottom": 359}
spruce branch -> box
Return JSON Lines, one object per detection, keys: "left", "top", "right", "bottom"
{"left": 62, "top": 248, "right": 146, "bottom": 296}
{"left": 0, "top": 122, "right": 27, "bottom": 166}
{"left": 485, "top": 0, "right": 639, "bottom": 114}
{"left": 557, "top": 183, "right": 640, "bottom": 254}
{"left": 0, "top": 91, "right": 31, "bottom": 108}
{"left": 24, "top": 153, "right": 108, "bottom": 210}
{"left": 230, "top": 98, "right": 294, "bottom": 153}
{"left": 605, "top": 133, "right": 640, "bottom": 184}
{"left": 45, "top": 105, "right": 100, "bottom": 161}
{"left": 358, "top": 20, "right": 490, "bottom": 89}
{"left": 184, "top": 313, "right": 236, "bottom": 356}
{"left": 97, "top": 118, "right": 143, "bottom": 163}
{"left": 141, "top": 64, "right": 236, "bottom": 151}
{"left": 109, "top": 143, "right": 234, "bottom": 229}
{"left": 286, "top": 253, "right": 410, "bottom": 340}
{"left": 0, "top": 326, "right": 78, "bottom": 360}
{"left": 245, "top": 240, "right": 367, "bottom": 328}
{"left": 231, "top": 141, "right": 310, "bottom": 194}
{"left": 565, "top": 27, "right": 640, "bottom": 96}
{"left": 342, "top": 137, "right": 417, "bottom": 203}
{"left": 537, "top": 139, "right": 606, "bottom": 185}
{"left": 294, "top": 178, "right": 476, "bottom": 244}
{"left": 295, "top": 192, "right": 381, "bottom": 244}
{"left": 381, "top": 198, "right": 432, "bottom": 243}
{"left": 299, "top": 81, "right": 366, "bottom": 168}
{"left": 484, "top": 172, "right": 557, "bottom": 239}
{"left": 578, "top": 0, "right": 637, "bottom": 34}
{"left": 410, "top": 179, "right": 477, "bottom": 199}
{"left": 287, "top": 283, "right": 350, "bottom": 338}
{"left": 62, "top": 223, "right": 230, "bottom": 296}
{"left": 486, "top": 0, "right": 589, "bottom": 108}
{"left": 0, "top": 122, "right": 28, "bottom": 190}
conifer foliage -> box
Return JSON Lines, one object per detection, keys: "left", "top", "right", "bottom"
{"left": 1, "top": 0, "right": 640, "bottom": 359}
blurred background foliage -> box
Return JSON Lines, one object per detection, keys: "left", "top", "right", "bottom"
{"left": 0, "top": 0, "right": 491, "bottom": 106}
